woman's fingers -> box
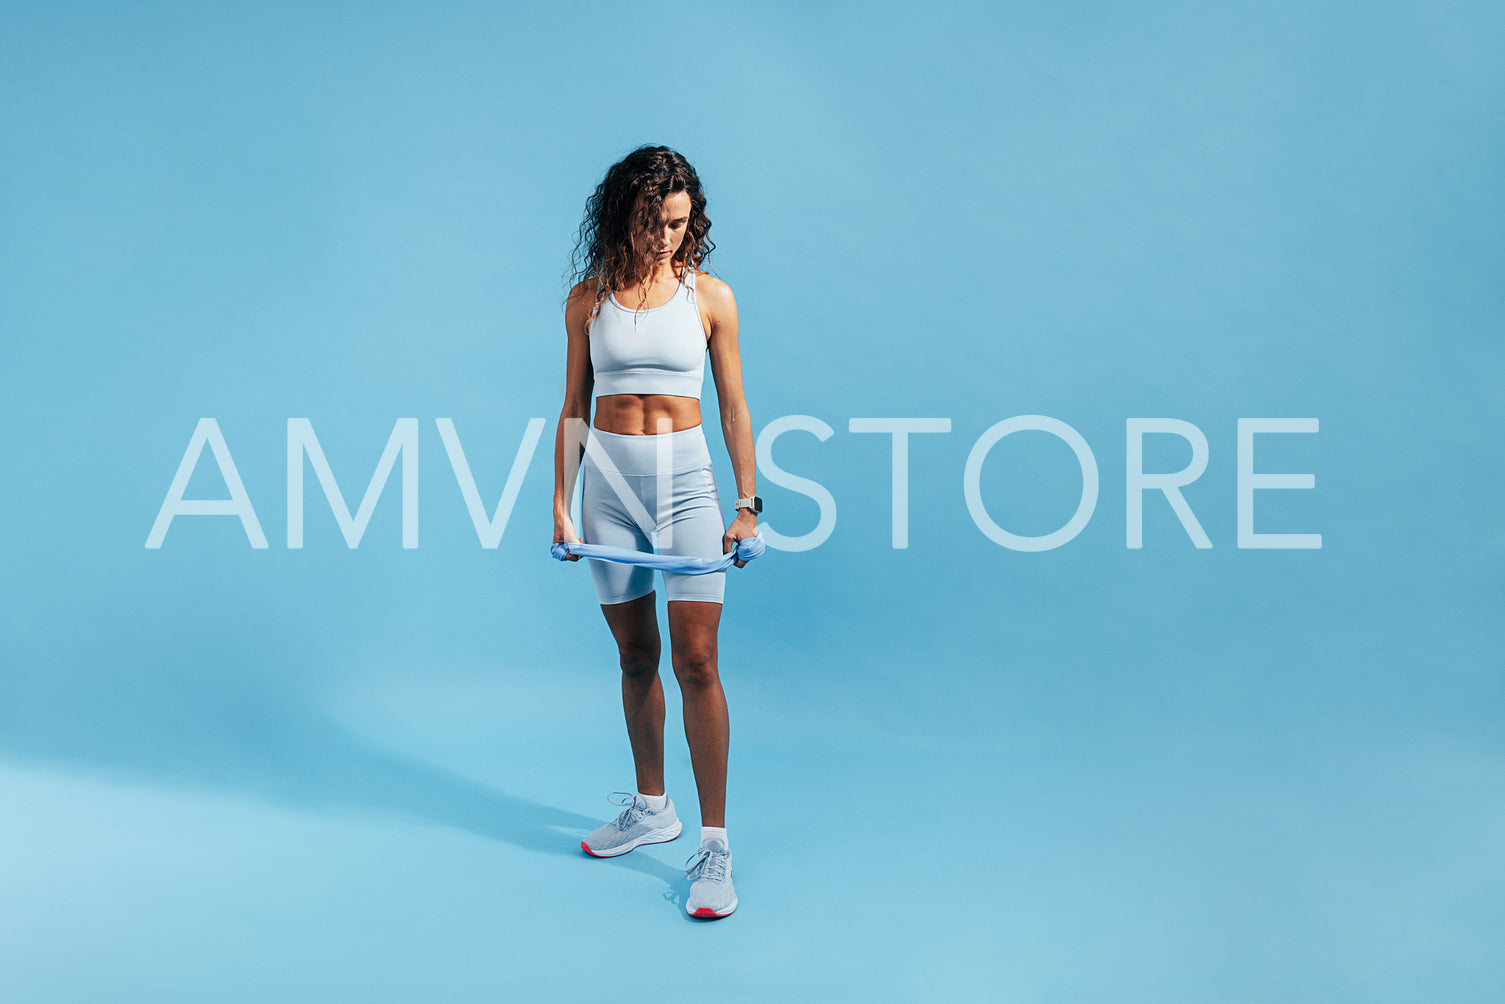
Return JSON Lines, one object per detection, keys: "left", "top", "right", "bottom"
{"left": 726, "top": 529, "right": 747, "bottom": 566}
{"left": 555, "top": 530, "right": 584, "bottom": 559}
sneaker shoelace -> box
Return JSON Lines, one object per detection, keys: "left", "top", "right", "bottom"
{"left": 608, "top": 791, "right": 649, "bottom": 831}
{"left": 684, "top": 845, "right": 728, "bottom": 883}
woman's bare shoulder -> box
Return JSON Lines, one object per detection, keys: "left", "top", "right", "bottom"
{"left": 565, "top": 278, "right": 600, "bottom": 334}
{"left": 692, "top": 269, "right": 735, "bottom": 304}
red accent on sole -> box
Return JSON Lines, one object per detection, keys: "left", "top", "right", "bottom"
{"left": 690, "top": 908, "right": 729, "bottom": 918}
{"left": 581, "top": 841, "right": 605, "bottom": 857}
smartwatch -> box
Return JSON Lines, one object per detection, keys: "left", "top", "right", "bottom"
{"left": 735, "top": 496, "right": 762, "bottom": 515}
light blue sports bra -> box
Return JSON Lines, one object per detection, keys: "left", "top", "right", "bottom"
{"left": 589, "top": 268, "right": 709, "bottom": 400}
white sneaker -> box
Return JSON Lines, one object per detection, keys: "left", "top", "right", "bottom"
{"left": 684, "top": 839, "right": 736, "bottom": 918}
{"left": 580, "top": 792, "right": 682, "bottom": 858}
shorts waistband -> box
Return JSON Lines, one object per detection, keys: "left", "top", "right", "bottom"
{"left": 583, "top": 422, "right": 710, "bottom": 476}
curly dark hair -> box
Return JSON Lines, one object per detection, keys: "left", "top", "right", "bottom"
{"left": 564, "top": 144, "right": 715, "bottom": 322}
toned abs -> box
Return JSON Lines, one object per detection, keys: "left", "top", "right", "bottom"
{"left": 593, "top": 394, "right": 703, "bottom": 436}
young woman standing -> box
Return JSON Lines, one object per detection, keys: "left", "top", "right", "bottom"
{"left": 552, "top": 145, "right": 761, "bottom": 919}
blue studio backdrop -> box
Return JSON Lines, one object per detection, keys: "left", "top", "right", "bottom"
{"left": 2, "top": 1, "right": 1501, "bottom": 1000}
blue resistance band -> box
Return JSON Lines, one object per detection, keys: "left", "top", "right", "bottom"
{"left": 550, "top": 530, "right": 767, "bottom": 574}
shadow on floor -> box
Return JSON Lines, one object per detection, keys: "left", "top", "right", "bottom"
{"left": 0, "top": 640, "right": 688, "bottom": 893}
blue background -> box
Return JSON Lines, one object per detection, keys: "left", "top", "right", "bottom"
{"left": 2, "top": 1, "right": 1501, "bottom": 1000}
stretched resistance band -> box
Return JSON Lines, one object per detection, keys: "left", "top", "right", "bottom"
{"left": 550, "top": 530, "right": 766, "bottom": 574}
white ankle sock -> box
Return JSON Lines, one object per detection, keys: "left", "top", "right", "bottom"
{"left": 638, "top": 791, "right": 668, "bottom": 811}
{"left": 700, "top": 825, "right": 728, "bottom": 849}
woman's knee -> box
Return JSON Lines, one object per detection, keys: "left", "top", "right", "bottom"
{"left": 618, "top": 640, "right": 660, "bottom": 677}
{"left": 671, "top": 644, "right": 719, "bottom": 688}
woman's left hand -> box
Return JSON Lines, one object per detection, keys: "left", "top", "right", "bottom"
{"left": 724, "top": 511, "right": 759, "bottom": 568}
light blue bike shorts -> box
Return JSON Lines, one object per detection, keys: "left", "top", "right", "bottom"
{"left": 580, "top": 422, "right": 726, "bottom": 605}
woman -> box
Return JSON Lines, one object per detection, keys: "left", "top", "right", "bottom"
{"left": 551, "top": 145, "right": 760, "bottom": 919}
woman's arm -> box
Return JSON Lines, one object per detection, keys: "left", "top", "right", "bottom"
{"left": 553, "top": 283, "right": 595, "bottom": 554}
{"left": 702, "top": 274, "right": 757, "bottom": 563}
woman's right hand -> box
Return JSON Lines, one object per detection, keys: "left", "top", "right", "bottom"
{"left": 553, "top": 515, "right": 583, "bottom": 561}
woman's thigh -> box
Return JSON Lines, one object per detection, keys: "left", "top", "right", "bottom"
{"left": 658, "top": 461, "right": 726, "bottom": 605}
{"left": 601, "top": 589, "right": 660, "bottom": 663}
{"left": 580, "top": 462, "right": 655, "bottom": 605}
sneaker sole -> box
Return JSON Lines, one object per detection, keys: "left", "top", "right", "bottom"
{"left": 689, "top": 895, "right": 738, "bottom": 919}
{"left": 580, "top": 820, "right": 683, "bottom": 858}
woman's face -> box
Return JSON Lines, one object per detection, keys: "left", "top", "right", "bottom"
{"left": 635, "top": 190, "right": 692, "bottom": 267}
